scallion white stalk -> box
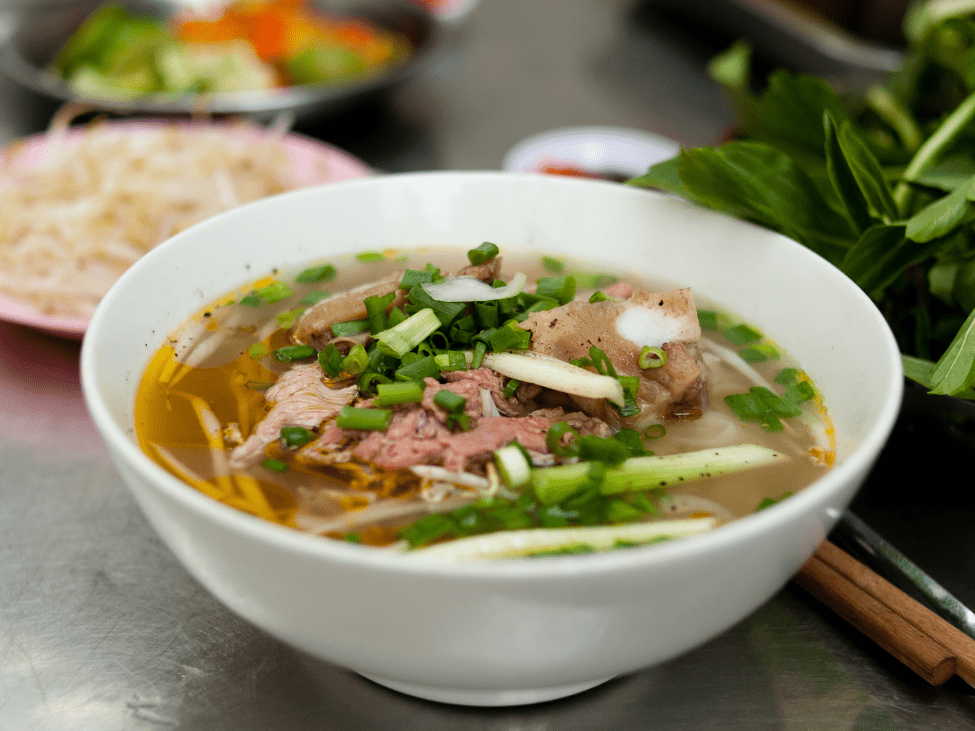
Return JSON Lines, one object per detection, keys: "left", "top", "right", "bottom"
{"left": 403, "top": 517, "right": 718, "bottom": 561}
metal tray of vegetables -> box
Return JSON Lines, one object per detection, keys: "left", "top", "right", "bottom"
{"left": 0, "top": 0, "right": 440, "bottom": 120}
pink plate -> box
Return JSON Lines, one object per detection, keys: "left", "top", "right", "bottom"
{"left": 0, "top": 120, "right": 373, "bottom": 340}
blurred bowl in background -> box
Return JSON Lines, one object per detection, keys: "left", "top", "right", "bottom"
{"left": 502, "top": 125, "right": 680, "bottom": 181}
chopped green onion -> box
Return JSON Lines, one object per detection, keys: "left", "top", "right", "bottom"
{"left": 336, "top": 406, "right": 392, "bottom": 431}
{"left": 374, "top": 308, "right": 442, "bottom": 357}
{"left": 494, "top": 443, "right": 532, "bottom": 488}
{"left": 276, "top": 307, "right": 305, "bottom": 329}
{"left": 614, "top": 428, "right": 652, "bottom": 456}
{"left": 386, "top": 306, "right": 408, "bottom": 328}
{"left": 295, "top": 264, "right": 337, "bottom": 283}
{"left": 567, "top": 271, "right": 618, "bottom": 289}
{"left": 535, "top": 275, "right": 577, "bottom": 305}
{"left": 542, "top": 256, "right": 565, "bottom": 273}
{"left": 280, "top": 426, "right": 313, "bottom": 448}
{"left": 433, "top": 389, "right": 467, "bottom": 413}
{"left": 739, "top": 343, "right": 779, "bottom": 362}
{"left": 502, "top": 378, "right": 521, "bottom": 398}
{"left": 639, "top": 345, "right": 667, "bottom": 369}
{"left": 400, "top": 268, "right": 441, "bottom": 289}
{"left": 467, "top": 241, "right": 500, "bottom": 265}
{"left": 545, "top": 421, "right": 581, "bottom": 457}
{"left": 300, "top": 290, "right": 331, "bottom": 305}
{"left": 356, "top": 251, "right": 387, "bottom": 262}
{"left": 577, "top": 434, "right": 631, "bottom": 465}
{"left": 589, "top": 291, "right": 611, "bottom": 303}
{"left": 395, "top": 355, "right": 441, "bottom": 381}
{"left": 261, "top": 457, "right": 289, "bottom": 473}
{"left": 774, "top": 367, "right": 801, "bottom": 385}
{"left": 247, "top": 342, "right": 269, "bottom": 360}
{"left": 644, "top": 424, "right": 667, "bottom": 440}
{"left": 531, "top": 462, "right": 603, "bottom": 506}
{"left": 375, "top": 380, "right": 426, "bottom": 406}
{"left": 273, "top": 344, "right": 316, "bottom": 362}
{"left": 722, "top": 323, "right": 763, "bottom": 345}
{"left": 434, "top": 351, "right": 469, "bottom": 372}
{"left": 365, "top": 292, "right": 396, "bottom": 334}
{"left": 244, "top": 380, "right": 274, "bottom": 390}
{"left": 239, "top": 294, "right": 262, "bottom": 307}
{"left": 340, "top": 344, "right": 370, "bottom": 375}
{"left": 330, "top": 319, "right": 370, "bottom": 337}
{"left": 318, "top": 344, "right": 344, "bottom": 378}
{"left": 253, "top": 281, "right": 293, "bottom": 304}
{"left": 471, "top": 340, "right": 488, "bottom": 369}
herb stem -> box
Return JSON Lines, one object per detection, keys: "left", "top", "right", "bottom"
{"left": 895, "top": 88, "right": 975, "bottom": 214}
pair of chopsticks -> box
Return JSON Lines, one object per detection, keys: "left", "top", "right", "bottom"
{"left": 795, "top": 538, "right": 975, "bottom": 687}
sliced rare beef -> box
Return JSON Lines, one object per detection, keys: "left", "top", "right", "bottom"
{"left": 519, "top": 288, "right": 707, "bottom": 426}
{"left": 297, "top": 373, "right": 612, "bottom": 473}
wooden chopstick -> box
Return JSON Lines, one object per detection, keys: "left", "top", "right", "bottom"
{"left": 794, "top": 539, "right": 975, "bottom": 687}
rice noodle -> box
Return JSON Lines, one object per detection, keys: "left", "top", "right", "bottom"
{"left": 0, "top": 115, "right": 310, "bottom": 317}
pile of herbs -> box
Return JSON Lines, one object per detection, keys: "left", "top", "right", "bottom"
{"left": 628, "top": 0, "right": 975, "bottom": 400}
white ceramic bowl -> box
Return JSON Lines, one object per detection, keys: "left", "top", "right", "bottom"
{"left": 80, "top": 172, "right": 903, "bottom": 707}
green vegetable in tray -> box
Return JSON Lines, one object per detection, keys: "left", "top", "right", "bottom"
{"left": 628, "top": 0, "right": 975, "bottom": 400}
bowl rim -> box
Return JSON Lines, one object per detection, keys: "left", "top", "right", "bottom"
{"left": 80, "top": 170, "right": 905, "bottom": 580}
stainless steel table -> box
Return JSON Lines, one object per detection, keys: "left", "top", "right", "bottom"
{"left": 1, "top": 1, "right": 973, "bottom": 728}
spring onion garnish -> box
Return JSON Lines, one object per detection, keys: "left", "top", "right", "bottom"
{"left": 403, "top": 518, "right": 718, "bottom": 561}
{"left": 644, "top": 424, "right": 667, "bottom": 440}
{"left": 535, "top": 275, "right": 577, "bottom": 305}
{"left": 295, "top": 264, "right": 337, "bottom": 284}
{"left": 300, "top": 290, "right": 331, "bottom": 305}
{"left": 420, "top": 272, "right": 527, "bottom": 302}
{"left": 365, "top": 291, "right": 396, "bottom": 333}
{"left": 261, "top": 457, "right": 289, "bottom": 473}
{"left": 340, "top": 344, "right": 370, "bottom": 375}
{"left": 336, "top": 406, "right": 393, "bottom": 431}
{"left": 273, "top": 344, "right": 316, "bottom": 363}
{"left": 467, "top": 241, "right": 500, "bottom": 265}
{"left": 433, "top": 389, "right": 471, "bottom": 430}
{"left": 725, "top": 380, "right": 813, "bottom": 433}
{"left": 247, "top": 342, "right": 268, "bottom": 360}
{"left": 330, "top": 319, "right": 371, "bottom": 337}
{"left": 542, "top": 256, "right": 565, "bottom": 273}
{"left": 434, "top": 351, "right": 469, "bottom": 372}
{"left": 318, "top": 344, "right": 343, "bottom": 377}
{"left": 276, "top": 307, "right": 305, "bottom": 329}
{"left": 494, "top": 443, "right": 532, "bottom": 488}
{"left": 598, "top": 444, "right": 786, "bottom": 495}
{"left": 526, "top": 443, "right": 785, "bottom": 505}
{"left": 545, "top": 421, "right": 581, "bottom": 457}
{"left": 723, "top": 323, "right": 763, "bottom": 345}
{"left": 374, "top": 308, "right": 441, "bottom": 357}
{"left": 639, "top": 345, "right": 667, "bottom": 369}
{"left": 375, "top": 380, "right": 426, "bottom": 406}
{"left": 253, "top": 281, "right": 294, "bottom": 304}
{"left": 280, "top": 426, "right": 314, "bottom": 448}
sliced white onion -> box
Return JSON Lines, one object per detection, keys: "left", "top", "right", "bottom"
{"left": 480, "top": 351, "right": 625, "bottom": 406}
{"left": 421, "top": 272, "right": 526, "bottom": 302}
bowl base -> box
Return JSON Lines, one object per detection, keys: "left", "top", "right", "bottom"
{"left": 358, "top": 672, "right": 614, "bottom": 706}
